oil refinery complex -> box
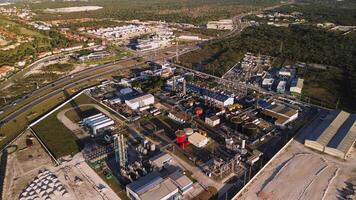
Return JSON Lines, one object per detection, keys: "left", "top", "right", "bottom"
{"left": 1, "top": 18, "right": 355, "bottom": 200}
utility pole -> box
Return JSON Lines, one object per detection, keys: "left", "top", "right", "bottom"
{"left": 3, "top": 97, "right": 6, "bottom": 104}
{"left": 176, "top": 40, "right": 179, "bottom": 63}
{"left": 336, "top": 96, "right": 341, "bottom": 109}
{"left": 279, "top": 40, "right": 284, "bottom": 55}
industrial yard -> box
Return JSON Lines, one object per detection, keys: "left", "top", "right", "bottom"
{"left": 1, "top": 129, "right": 120, "bottom": 200}
{"left": 1, "top": 0, "right": 355, "bottom": 199}
{"left": 3, "top": 58, "right": 354, "bottom": 200}
{"left": 237, "top": 133, "right": 356, "bottom": 200}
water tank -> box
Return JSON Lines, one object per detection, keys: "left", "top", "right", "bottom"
{"left": 143, "top": 140, "right": 149, "bottom": 148}
{"left": 231, "top": 116, "right": 244, "bottom": 132}
{"left": 195, "top": 107, "right": 203, "bottom": 117}
{"left": 184, "top": 128, "right": 194, "bottom": 136}
{"left": 243, "top": 123, "right": 258, "bottom": 137}
{"left": 175, "top": 130, "right": 186, "bottom": 144}
{"left": 150, "top": 144, "right": 156, "bottom": 152}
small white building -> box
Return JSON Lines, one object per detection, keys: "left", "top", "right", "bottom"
{"left": 125, "top": 94, "right": 154, "bottom": 110}
{"left": 82, "top": 113, "right": 115, "bottom": 135}
{"left": 277, "top": 81, "right": 287, "bottom": 94}
{"left": 188, "top": 132, "right": 209, "bottom": 148}
{"left": 205, "top": 115, "right": 220, "bottom": 127}
{"left": 290, "top": 78, "right": 304, "bottom": 94}
{"left": 149, "top": 152, "right": 172, "bottom": 170}
{"left": 262, "top": 78, "right": 274, "bottom": 90}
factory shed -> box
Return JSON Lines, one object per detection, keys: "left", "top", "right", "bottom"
{"left": 325, "top": 116, "right": 356, "bottom": 159}
{"left": 304, "top": 110, "right": 356, "bottom": 159}
{"left": 149, "top": 152, "right": 172, "bottom": 170}
{"left": 169, "top": 171, "right": 193, "bottom": 194}
{"left": 290, "top": 78, "right": 304, "bottom": 94}
{"left": 82, "top": 113, "right": 114, "bottom": 135}
{"left": 205, "top": 115, "right": 220, "bottom": 127}
{"left": 126, "top": 172, "right": 179, "bottom": 200}
{"left": 261, "top": 103, "right": 298, "bottom": 127}
{"left": 125, "top": 93, "right": 154, "bottom": 110}
{"left": 188, "top": 132, "right": 209, "bottom": 148}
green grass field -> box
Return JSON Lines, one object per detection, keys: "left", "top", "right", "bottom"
{"left": 31, "top": 94, "right": 96, "bottom": 158}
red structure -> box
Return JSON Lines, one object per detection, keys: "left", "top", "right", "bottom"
{"left": 175, "top": 130, "right": 186, "bottom": 144}
{"left": 176, "top": 130, "right": 189, "bottom": 149}
{"left": 179, "top": 141, "right": 189, "bottom": 149}
{"left": 195, "top": 107, "right": 203, "bottom": 117}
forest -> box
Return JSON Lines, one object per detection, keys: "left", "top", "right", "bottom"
{"left": 25, "top": 0, "right": 281, "bottom": 25}
{"left": 179, "top": 25, "right": 356, "bottom": 111}
{"left": 275, "top": 0, "right": 356, "bottom": 26}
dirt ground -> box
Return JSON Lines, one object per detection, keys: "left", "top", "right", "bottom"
{"left": 2, "top": 129, "right": 120, "bottom": 200}
{"left": 2, "top": 130, "right": 54, "bottom": 200}
{"left": 237, "top": 131, "right": 356, "bottom": 200}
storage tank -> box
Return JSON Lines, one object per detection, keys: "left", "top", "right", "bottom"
{"left": 195, "top": 107, "right": 203, "bottom": 117}
{"left": 150, "top": 144, "right": 156, "bottom": 152}
{"left": 231, "top": 116, "right": 244, "bottom": 132}
{"left": 175, "top": 130, "right": 186, "bottom": 144}
{"left": 243, "top": 123, "right": 258, "bottom": 137}
{"left": 184, "top": 128, "right": 194, "bottom": 136}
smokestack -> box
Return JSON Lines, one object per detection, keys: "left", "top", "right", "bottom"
{"left": 182, "top": 79, "right": 186, "bottom": 95}
{"left": 172, "top": 76, "right": 176, "bottom": 91}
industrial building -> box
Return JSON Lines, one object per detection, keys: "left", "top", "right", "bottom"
{"left": 188, "top": 132, "right": 209, "bottom": 148}
{"left": 88, "top": 24, "right": 150, "bottom": 41}
{"left": 79, "top": 51, "right": 112, "bottom": 61}
{"left": 125, "top": 94, "right": 155, "bottom": 110}
{"left": 168, "top": 171, "right": 193, "bottom": 194}
{"left": 149, "top": 152, "right": 172, "bottom": 170}
{"left": 135, "top": 30, "right": 174, "bottom": 52}
{"left": 107, "top": 87, "right": 155, "bottom": 110}
{"left": 207, "top": 19, "right": 234, "bottom": 30}
{"left": 262, "top": 78, "right": 274, "bottom": 90}
{"left": 126, "top": 172, "right": 180, "bottom": 200}
{"left": 260, "top": 102, "right": 298, "bottom": 127}
{"left": 167, "top": 81, "right": 234, "bottom": 108}
{"left": 205, "top": 115, "right": 220, "bottom": 127}
{"left": 305, "top": 110, "right": 356, "bottom": 159}
{"left": 82, "top": 113, "right": 115, "bottom": 135}
{"left": 276, "top": 81, "right": 287, "bottom": 94}
{"left": 290, "top": 78, "right": 304, "bottom": 95}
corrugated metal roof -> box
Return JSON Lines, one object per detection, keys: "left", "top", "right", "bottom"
{"left": 327, "top": 114, "right": 356, "bottom": 153}
{"left": 126, "top": 171, "right": 163, "bottom": 194}
{"left": 316, "top": 110, "right": 350, "bottom": 146}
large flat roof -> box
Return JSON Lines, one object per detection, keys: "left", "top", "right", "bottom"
{"left": 140, "top": 178, "right": 178, "bottom": 200}
{"left": 149, "top": 152, "right": 172, "bottom": 167}
{"left": 316, "top": 110, "right": 350, "bottom": 146}
{"left": 305, "top": 110, "right": 356, "bottom": 158}
{"left": 327, "top": 115, "right": 356, "bottom": 153}
{"left": 126, "top": 171, "right": 163, "bottom": 195}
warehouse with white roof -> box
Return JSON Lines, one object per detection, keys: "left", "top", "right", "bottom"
{"left": 305, "top": 110, "right": 356, "bottom": 159}
{"left": 82, "top": 113, "right": 114, "bottom": 135}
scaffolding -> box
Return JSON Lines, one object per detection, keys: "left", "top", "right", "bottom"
{"left": 114, "top": 134, "right": 128, "bottom": 168}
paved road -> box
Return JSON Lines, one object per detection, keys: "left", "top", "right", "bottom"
{"left": 0, "top": 45, "right": 101, "bottom": 90}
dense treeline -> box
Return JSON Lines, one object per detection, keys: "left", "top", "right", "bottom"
{"left": 276, "top": 0, "right": 356, "bottom": 26}
{"left": 180, "top": 25, "right": 356, "bottom": 111}
{"left": 0, "top": 18, "right": 73, "bottom": 66}
{"left": 26, "top": 0, "right": 280, "bottom": 25}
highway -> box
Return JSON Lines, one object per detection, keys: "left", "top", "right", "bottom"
{"left": 0, "top": 45, "right": 102, "bottom": 91}
{"left": 0, "top": 0, "right": 298, "bottom": 149}
{"left": 0, "top": 45, "right": 198, "bottom": 124}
